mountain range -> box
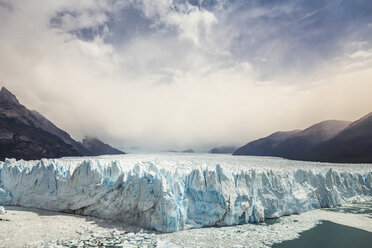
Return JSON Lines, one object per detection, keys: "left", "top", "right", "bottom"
{"left": 209, "top": 146, "right": 237, "bottom": 154}
{"left": 80, "top": 136, "right": 124, "bottom": 156}
{"left": 2, "top": 86, "right": 372, "bottom": 163}
{"left": 234, "top": 114, "right": 372, "bottom": 163}
{"left": 302, "top": 113, "right": 372, "bottom": 163}
{"left": 0, "top": 87, "right": 124, "bottom": 161}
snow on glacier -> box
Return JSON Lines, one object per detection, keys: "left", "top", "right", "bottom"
{"left": 0, "top": 153, "right": 371, "bottom": 232}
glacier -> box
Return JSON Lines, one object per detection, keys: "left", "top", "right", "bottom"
{"left": 0, "top": 154, "right": 371, "bottom": 232}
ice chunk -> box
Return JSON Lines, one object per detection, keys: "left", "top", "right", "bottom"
{"left": 0, "top": 206, "right": 5, "bottom": 215}
{"left": 157, "top": 239, "right": 179, "bottom": 248}
{"left": 0, "top": 154, "right": 371, "bottom": 232}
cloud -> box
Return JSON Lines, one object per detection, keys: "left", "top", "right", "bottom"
{"left": 1, "top": 0, "right": 372, "bottom": 151}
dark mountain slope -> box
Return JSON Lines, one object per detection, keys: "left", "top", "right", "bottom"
{"left": 0, "top": 87, "right": 81, "bottom": 160}
{"left": 303, "top": 113, "right": 372, "bottom": 163}
{"left": 210, "top": 146, "right": 237, "bottom": 154}
{"left": 29, "top": 110, "right": 91, "bottom": 155}
{"left": 0, "top": 118, "right": 80, "bottom": 160}
{"left": 273, "top": 120, "right": 351, "bottom": 160}
{"left": 80, "top": 137, "right": 125, "bottom": 156}
{"left": 233, "top": 130, "right": 301, "bottom": 156}
{"left": 0, "top": 87, "right": 126, "bottom": 160}
{"left": 0, "top": 87, "right": 91, "bottom": 155}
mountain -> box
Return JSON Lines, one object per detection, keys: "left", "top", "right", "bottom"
{"left": 0, "top": 87, "right": 80, "bottom": 160}
{"left": 181, "top": 149, "right": 194, "bottom": 153}
{"left": 0, "top": 87, "right": 125, "bottom": 160}
{"left": 233, "top": 120, "right": 351, "bottom": 160}
{"left": 80, "top": 136, "right": 125, "bottom": 156}
{"left": 29, "top": 110, "right": 91, "bottom": 155}
{"left": 210, "top": 146, "right": 237, "bottom": 154}
{"left": 303, "top": 113, "right": 372, "bottom": 163}
{"left": 233, "top": 130, "right": 300, "bottom": 156}
{"left": 0, "top": 87, "right": 91, "bottom": 156}
{"left": 272, "top": 120, "right": 351, "bottom": 160}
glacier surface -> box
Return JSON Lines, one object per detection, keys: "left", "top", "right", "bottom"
{"left": 0, "top": 154, "right": 371, "bottom": 232}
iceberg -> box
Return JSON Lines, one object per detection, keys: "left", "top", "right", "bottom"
{"left": 0, "top": 154, "right": 371, "bottom": 232}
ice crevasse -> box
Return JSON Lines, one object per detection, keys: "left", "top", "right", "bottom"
{"left": 0, "top": 154, "right": 371, "bottom": 232}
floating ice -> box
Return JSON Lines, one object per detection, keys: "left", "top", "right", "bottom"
{"left": 0, "top": 154, "right": 371, "bottom": 232}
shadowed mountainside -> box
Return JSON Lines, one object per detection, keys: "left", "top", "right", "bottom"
{"left": 0, "top": 87, "right": 124, "bottom": 160}
{"left": 232, "top": 118, "right": 372, "bottom": 163}
{"left": 209, "top": 146, "right": 237, "bottom": 154}
{"left": 233, "top": 130, "right": 300, "bottom": 156}
{"left": 303, "top": 113, "right": 372, "bottom": 163}
{"left": 0, "top": 87, "right": 80, "bottom": 160}
{"left": 272, "top": 120, "right": 351, "bottom": 160}
{"left": 80, "top": 136, "right": 125, "bottom": 156}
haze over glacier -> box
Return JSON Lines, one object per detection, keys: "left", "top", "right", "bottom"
{"left": 1, "top": 154, "right": 371, "bottom": 232}
{"left": 1, "top": 1, "right": 372, "bottom": 151}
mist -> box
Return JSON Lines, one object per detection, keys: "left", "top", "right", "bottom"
{"left": 1, "top": 0, "right": 372, "bottom": 151}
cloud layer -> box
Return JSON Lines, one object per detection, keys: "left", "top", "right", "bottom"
{"left": 1, "top": 0, "right": 372, "bottom": 151}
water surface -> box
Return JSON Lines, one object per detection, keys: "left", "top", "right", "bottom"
{"left": 273, "top": 220, "right": 372, "bottom": 248}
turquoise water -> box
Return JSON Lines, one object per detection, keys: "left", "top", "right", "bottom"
{"left": 272, "top": 220, "right": 372, "bottom": 248}
{"left": 273, "top": 201, "right": 372, "bottom": 248}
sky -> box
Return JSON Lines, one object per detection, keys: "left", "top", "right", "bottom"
{"left": 1, "top": 0, "right": 372, "bottom": 152}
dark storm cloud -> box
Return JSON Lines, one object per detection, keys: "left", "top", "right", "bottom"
{"left": 104, "top": 6, "right": 156, "bottom": 46}
{"left": 55, "top": 0, "right": 372, "bottom": 81}
{"left": 219, "top": 0, "right": 372, "bottom": 80}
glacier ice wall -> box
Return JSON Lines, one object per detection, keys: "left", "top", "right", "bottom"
{"left": 0, "top": 154, "right": 371, "bottom": 232}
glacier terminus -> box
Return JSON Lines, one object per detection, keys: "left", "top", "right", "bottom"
{"left": 0, "top": 154, "right": 371, "bottom": 232}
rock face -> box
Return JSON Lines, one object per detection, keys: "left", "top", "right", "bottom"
{"left": 233, "top": 130, "right": 301, "bottom": 156}
{"left": 0, "top": 87, "right": 90, "bottom": 156}
{"left": 0, "top": 118, "right": 80, "bottom": 161}
{"left": 234, "top": 120, "right": 351, "bottom": 161}
{"left": 80, "top": 137, "right": 125, "bottom": 156}
{"left": 0, "top": 88, "right": 80, "bottom": 160}
{"left": 1, "top": 154, "right": 371, "bottom": 232}
{"left": 181, "top": 149, "right": 194, "bottom": 153}
{"left": 209, "top": 146, "right": 237, "bottom": 154}
{"left": 303, "top": 113, "right": 372, "bottom": 163}
{"left": 29, "top": 110, "right": 91, "bottom": 156}
{"left": 273, "top": 120, "right": 351, "bottom": 160}
{"left": 0, "top": 87, "right": 124, "bottom": 160}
